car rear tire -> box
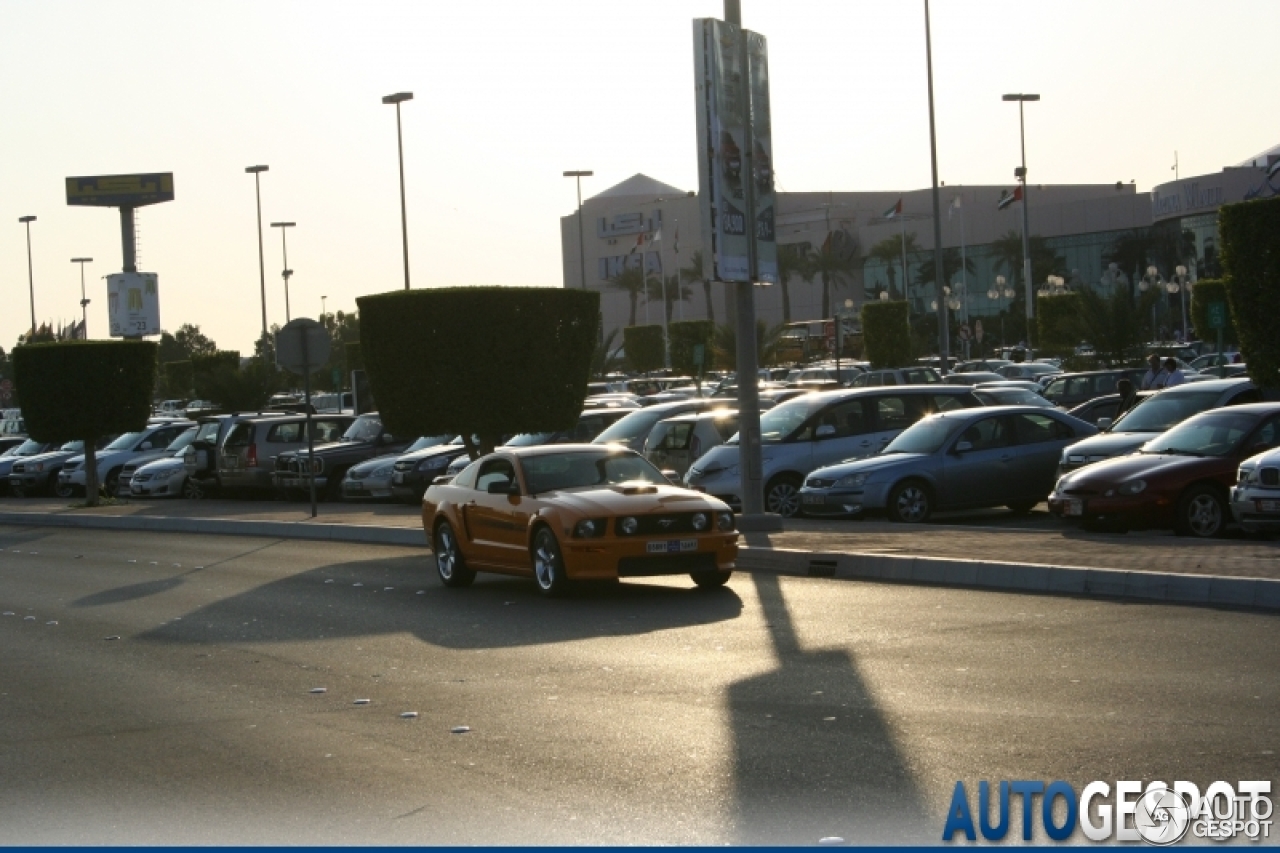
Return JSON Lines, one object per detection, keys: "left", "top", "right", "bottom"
{"left": 691, "top": 569, "right": 732, "bottom": 589}
{"left": 764, "top": 474, "right": 803, "bottom": 518}
{"left": 10, "top": 484, "right": 26, "bottom": 498}
{"left": 1175, "top": 485, "right": 1227, "bottom": 538}
{"left": 887, "top": 480, "right": 932, "bottom": 524}
{"left": 531, "top": 527, "right": 569, "bottom": 597}
{"left": 53, "top": 479, "right": 76, "bottom": 499}
{"left": 1006, "top": 500, "right": 1037, "bottom": 515}
{"left": 434, "top": 520, "right": 475, "bottom": 588}
{"left": 104, "top": 467, "right": 123, "bottom": 496}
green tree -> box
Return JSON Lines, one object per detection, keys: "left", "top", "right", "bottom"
{"left": 609, "top": 266, "right": 645, "bottom": 327}
{"left": 681, "top": 250, "right": 713, "bottom": 323}
{"left": 668, "top": 320, "right": 715, "bottom": 385}
{"left": 806, "top": 237, "right": 860, "bottom": 320}
{"left": 860, "top": 300, "right": 911, "bottom": 368}
{"left": 1220, "top": 197, "right": 1280, "bottom": 391}
{"left": 1076, "top": 284, "right": 1155, "bottom": 367}
{"left": 357, "top": 286, "right": 599, "bottom": 459}
{"left": 158, "top": 323, "right": 217, "bottom": 363}
{"left": 913, "top": 247, "right": 976, "bottom": 290}
{"left": 1189, "top": 280, "right": 1236, "bottom": 346}
{"left": 776, "top": 243, "right": 808, "bottom": 323}
{"left": 645, "top": 272, "right": 693, "bottom": 326}
{"left": 1103, "top": 230, "right": 1154, "bottom": 300}
{"left": 1036, "top": 292, "right": 1083, "bottom": 358}
{"left": 623, "top": 325, "right": 665, "bottom": 374}
{"left": 866, "top": 233, "right": 920, "bottom": 299}
{"left": 12, "top": 340, "right": 157, "bottom": 505}
{"left": 589, "top": 328, "right": 624, "bottom": 379}
{"left": 713, "top": 320, "right": 785, "bottom": 369}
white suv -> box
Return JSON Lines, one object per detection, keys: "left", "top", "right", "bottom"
{"left": 58, "top": 421, "right": 194, "bottom": 496}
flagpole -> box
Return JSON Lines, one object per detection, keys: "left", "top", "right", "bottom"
{"left": 674, "top": 218, "right": 684, "bottom": 322}
{"left": 899, "top": 212, "right": 907, "bottom": 302}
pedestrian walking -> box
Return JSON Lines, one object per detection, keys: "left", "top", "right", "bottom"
{"left": 1140, "top": 355, "right": 1166, "bottom": 390}
{"left": 1162, "top": 357, "right": 1186, "bottom": 388}
{"left": 1116, "top": 378, "right": 1139, "bottom": 414}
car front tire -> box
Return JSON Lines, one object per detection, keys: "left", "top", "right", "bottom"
{"left": 434, "top": 520, "right": 475, "bottom": 588}
{"left": 531, "top": 527, "right": 569, "bottom": 596}
{"left": 691, "top": 569, "right": 732, "bottom": 589}
{"left": 765, "top": 474, "right": 803, "bottom": 518}
{"left": 887, "top": 480, "right": 932, "bottom": 524}
{"left": 1175, "top": 485, "right": 1227, "bottom": 538}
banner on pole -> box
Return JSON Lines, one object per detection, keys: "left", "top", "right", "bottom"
{"left": 106, "top": 272, "right": 161, "bottom": 337}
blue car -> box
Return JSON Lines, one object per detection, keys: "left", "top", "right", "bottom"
{"left": 797, "top": 406, "right": 1097, "bottom": 522}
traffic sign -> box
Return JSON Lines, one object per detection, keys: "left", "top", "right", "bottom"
{"left": 1208, "top": 300, "right": 1227, "bottom": 330}
{"left": 275, "top": 318, "right": 331, "bottom": 374}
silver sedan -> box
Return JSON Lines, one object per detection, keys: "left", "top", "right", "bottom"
{"left": 797, "top": 405, "right": 1097, "bottom": 522}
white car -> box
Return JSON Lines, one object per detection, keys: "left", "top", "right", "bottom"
{"left": 1232, "top": 446, "right": 1280, "bottom": 535}
{"left": 58, "top": 421, "right": 194, "bottom": 496}
{"left": 129, "top": 438, "right": 204, "bottom": 498}
{"left": 117, "top": 426, "right": 198, "bottom": 497}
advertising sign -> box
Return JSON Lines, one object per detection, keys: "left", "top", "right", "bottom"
{"left": 106, "top": 272, "right": 161, "bottom": 337}
{"left": 693, "top": 19, "right": 776, "bottom": 285}
{"left": 66, "top": 173, "right": 174, "bottom": 208}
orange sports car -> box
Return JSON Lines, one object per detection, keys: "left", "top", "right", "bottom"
{"left": 421, "top": 444, "right": 738, "bottom": 595}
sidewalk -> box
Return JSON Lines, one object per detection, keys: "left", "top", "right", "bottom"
{"left": 0, "top": 497, "right": 1276, "bottom": 610}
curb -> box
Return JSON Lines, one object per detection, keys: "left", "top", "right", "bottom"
{"left": 737, "top": 546, "right": 1280, "bottom": 612}
{"left": 0, "top": 511, "right": 426, "bottom": 549}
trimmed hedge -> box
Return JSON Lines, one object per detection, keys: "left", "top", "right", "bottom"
{"left": 12, "top": 340, "right": 157, "bottom": 504}
{"left": 1035, "top": 292, "right": 1082, "bottom": 358}
{"left": 1189, "top": 279, "right": 1236, "bottom": 346}
{"left": 1220, "top": 197, "right": 1280, "bottom": 389}
{"left": 357, "top": 286, "right": 599, "bottom": 452}
{"left": 163, "top": 360, "right": 193, "bottom": 397}
{"left": 668, "top": 320, "right": 715, "bottom": 378}
{"left": 623, "top": 325, "right": 665, "bottom": 374}
{"left": 860, "top": 300, "right": 911, "bottom": 368}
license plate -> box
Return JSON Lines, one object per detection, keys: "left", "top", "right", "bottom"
{"left": 131, "top": 486, "right": 141, "bottom": 494}
{"left": 346, "top": 484, "right": 364, "bottom": 492}
{"left": 223, "top": 457, "right": 240, "bottom": 471}
{"left": 1258, "top": 499, "right": 1280, "bottom": 513}
{"left": 647, "top": 539, "right": 697, "bottom": 554}
{"left": 393, "top": 472, "right": 404, "bottom": 484}
{"left": 1064, "top": 499, "right": 1083, "bottom": 517}
{"left": 802, "top": 494, "right": 825, "bottom": 504}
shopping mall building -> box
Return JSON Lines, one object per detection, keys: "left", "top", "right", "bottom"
{"left": 560, "top": 144, "right": 1280, "bottom": 344}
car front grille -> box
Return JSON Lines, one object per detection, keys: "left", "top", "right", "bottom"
{"left": 1263, "top": 468, "right": 1280, "bottom": 487}
{"left": 132, "top": 473, "right": 152, "bottom": 483}
{"left": 11, "top": 463, "right": 24, "bottom": 474}
{"left": 1063, "top": 488, "right": 1099, "bottom": 497}
{"left": 615, "top": 512, "right": 710, "bottom": 536}
{"left": 393, "top": 460, "right": 415, "bottom": 473}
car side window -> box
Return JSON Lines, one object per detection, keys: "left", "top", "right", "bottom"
{"left": 819, "top": 399, "right": 875, "bottom": 438}
{"left": 224, "top": 423, "right": 253, "bottom": 447}
{"left": 476, "top": 458, "right": 516, "bottom": 492}
{"left": 1013, "top": 413, "right": 1071, "bottom": 445}
{"left": 958, "top": 416, "right": 1013, "bottom": 451}
{"left": 1043, "top": 378, "right": 1066, "bottom": 400}
{"left": 309, "top": 419, "right": 345, "bottom": 443}
{"left": 712, "top": 417, "right": 739, "bottom": 441}
{"left": 1095, "top": 375, "right": 1118, "bottom": 394}
{"left": 874, "top": 396, "right": 915, "bottom": 432}
{"left": 657, "top": 423, "right": 694, "bottom": 450}
{"left": 1228, "top": 389, "right": 1261, "bottom": 405}
{"left": 927, "top": 393, "right": 968, "bottom": 414}
{"left": 1248, "top": 417, "right": 1280, "bottom": 452}
{"left": 451, "top": 460, "right": 479, "bottom": 489}
{"left": 267, "top": 422, "right": 302, "bottom": 443}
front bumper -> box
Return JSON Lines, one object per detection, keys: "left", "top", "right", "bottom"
{"left": 343, "top": 478, "right": 395, "bottom": 500}
{"left": 129, "top": 470, "right": 187, "bottom": 497}
{"left": 1231, "top": 487, "right": 1280, "bottom": 532}
{"left": 1047, "top": 491, "right": 1170, "bottom": 529}
{"left": 797, "top": 482, "right": 892, "bottom": 516}
{"left": 560, "top": 533, "right": 739, "bottom": 580}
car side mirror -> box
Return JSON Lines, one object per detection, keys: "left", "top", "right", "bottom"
{"left": 953, "top": 440, "right": 973, "bottom": 453}
{"left": 381, "top": 433, "right": 395, "bottom": 444}
{"left": 1096, "top": 417, "right": 1113, "bottom": 430}
{"left": 815, "top": 424, "right": 836, "bottom": 439}
{"left": 139, "top": 442, "right": 152, "bottom": 450}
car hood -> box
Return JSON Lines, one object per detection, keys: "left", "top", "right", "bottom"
{"left": 809, "top": 453, "right": 929, "bottom": 479}
{"left": 136, "top": 456, "right": 187, "bottom": 473}
{"left": 1063, "top": 431, "right": 1162, "bottom": 458}
{"left": 280, "top": 439, "right": 367, "bottom": 458}
{"left": 13, "top": 450, "right": 77, "bottom": 466}
{"left": 1059, "top": 452, "right": 1232, "bottom": 488}
{"left": 348, "top": 454, "right": 400, "bottom": 474}
{"left": 398, "top": 444, "right": 467, "bottom": 464}
{"left": 688, "top": 444, "right": 740, "bottom": 474}
{"left": 533, "top": 483, "right": 730, "bottom": 515}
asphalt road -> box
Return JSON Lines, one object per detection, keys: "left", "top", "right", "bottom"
{"left": 1, "top": 527, "right": 1276, "bottom": 845}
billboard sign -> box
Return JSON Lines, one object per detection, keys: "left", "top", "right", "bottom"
{"left": 106, "top": 272, "right": 161, "bottom": 337}
{"left": 66, "top": 173, "right": 174, "bottom": 208}
{"left": 693, "top": 19, "right": 776, "bottom": 284}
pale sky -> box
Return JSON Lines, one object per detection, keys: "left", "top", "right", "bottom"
{"left": 2, "top": 0, "right": 1273, "bottom": 355}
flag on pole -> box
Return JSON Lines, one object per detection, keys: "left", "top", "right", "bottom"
{"left": 627, "top": 233, "right": 644, "bottom": 255}
{"left": 882, "top": 198, "right": 903, "bottom": 219}
{"left": 649, "top": 228, "right": 662, "bottom": 244}
{"left": 996, "top": 185, "right": 1023, "bottom": 210}
{"left": 948, "top": 195, "right": 962, "bottom": 220}
{"left": 673, "top": 224, "right": 679, "bottom": 254}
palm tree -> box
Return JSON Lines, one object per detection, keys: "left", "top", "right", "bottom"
{"left": 589, "top": 328, "right": 625, "bottom": 379}
{"left": 806, "top": 237, "right": 862, "bottom": 320}
{"left": 775, "top": 243, "right": 808, "bottom": 323}
{"left": 609, "top": 266, "right": 645, "bottom": 327}
{"left": 913, "top": 247, "right": 977, "bottom": 289}
{"left": 645, "top": 271, "right": 694, "bottom": 326}
{"left": 713, "top": 320, "right": 786, "bottom": 370}
{"left": 991, "top": 230, "right": 1066, "bottom": 289}
{"left": 681, "top": 250, "right": 712, "bottom": 324}
{"left": 865, "top": 233, "right": 920, "bottom": 300}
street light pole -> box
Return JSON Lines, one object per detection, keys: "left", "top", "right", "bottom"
{"left": 19, "top": 216, "right": 37, "bottom": 337}
{"left": 382, "top": 92, "right": 414, "bottom": 291}
{"left": 1003, "top": 93, "right": 1039, "bottom": 348}
{"left": 245, "top": 165, "right": 270, "bottom": 338}
{"left": 271, "top": 221, "right": 296, "bottom": 322}
{"left": 321, "top": 295, "right": 327, "bottom": 326}
{"left": 924, "top": 0, "right": 949, "bottom": 375}
{"left": 72, "top": 257, "right": 93, "bottom": 337}
{"left": 563, "top": 171, "right": 593, "bottom": 291}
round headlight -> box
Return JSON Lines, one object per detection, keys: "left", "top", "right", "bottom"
{"left": 619, "top": 516, "right": 638, "bottom": 535}
{"left": 691, "top": 512, "right": 708, "bottom": 531}
{"left": 574, "top": 519, "right": 598, "bottom": 538}
{"left": 717, "top": 511, "right": 735, "bottom": 531}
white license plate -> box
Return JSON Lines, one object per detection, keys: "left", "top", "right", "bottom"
{"left": 802, "top": 494, "right": 825, "bottom": 504}
{"left": 647, "top": 539, "right": 697, "bottom": 554}
{"left": 131, "top": 486, "right": 141, "bottom": 494}
{"left": 393, "top": 472, "right": 404, "bottom": 484}
{"left": 1258, "top": 499, "right": 1280, "bottom": 513}
{"left": 1064, "top": 499, "right": 1083, "bottom": 517}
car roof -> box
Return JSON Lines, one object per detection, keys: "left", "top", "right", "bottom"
{"left": 497, "top": 443, "right": 640, "bottom": 459}
{"left": 1157, "top": 377, "right": 1253, "bottom": 393}
{"left": 1189, "top": 402, "right": 1280, "bottom": 416}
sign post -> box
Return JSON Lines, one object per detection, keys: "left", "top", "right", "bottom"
{"left": 276, "top": 318, "right": 332, "bottom": 518}
{"left": 1208, "top": 300, "right": 1228, "bottom": 369}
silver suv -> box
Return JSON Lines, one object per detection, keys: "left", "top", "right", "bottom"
{"left": 848, "top": 367, "right": 941, "bottom": 387}
{"left": 219, "top": 414, "right": 355, "bottom": 491}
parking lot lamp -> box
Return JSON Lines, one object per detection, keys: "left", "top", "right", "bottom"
{"left": 72, "top": 257, "right": 93, "bottom": 336}
{"left": 1002, "top": 93, "right": 1039, "bottom": 345}
{"left": 382, "top": 92, "right": 414, "bottom": 290}
{"left": 271, "top": 221, "right": 296, "bottom": 322}
{"left": 245, "top": 165, "right": 270, "bottom": 337}
{"left": 563, "top": 171, "right": 593, "bottom": 291}
{"left": 19, "top": 216, "right": 37, "bottom": 336}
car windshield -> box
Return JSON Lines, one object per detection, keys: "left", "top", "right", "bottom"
{"left": 59, "top": 440, "right": 85, "bottom": 452}
{"left": 342, "top": 415, "right": 382, "bottom": 442}
{"left": 1140, "top": 410, "right": 1260, "bottom": 458}
{"left": 743, "top": 395, "right": 830, "bottom": 444}
{"left": 406, "top": 435, "right": 452, "bottom": 453}
{"left": 882, "top": 416, "right": 963, "bottom": 455}
{"left": 11, "top": 439, "right": 45, "bottom": 456}
{"left": 194, "top": 421, "right": 221, "bottom": 443}
{"left": 1111, "top": 390, "right": 1221, "bottom": 433}
{"left": 985, "top": 388, "right": 1046, "bottom": 405}
{"left": 522, "top": 450, "right": 669, "bottom": 494}
{"left": 104, "top": 432, "right": 144, "bottom": 451}
{"left": 167, "top": 428, "right": 197, "bottom": 452}
{"left": 593, "top": 408, "right": 669, "bottom": 444}
{"left": 505, "top": 432, "right": 556, "bottom": 447}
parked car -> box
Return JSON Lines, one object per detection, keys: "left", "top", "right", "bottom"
{"left": 684, "top": 386, "right": 983, "bottom": 516}
{"left": 1040, "top": 369, "right": 1146, "bottom": 409}
{"left": 953, "top": 359, "right": 1012, "bottom": 374}
{"left": 972, "top": 386, "right": 1055, "bottom": 408}
{"left": 444, "top": 409, "right": 636, "bottom": 478}
{"left": 125, "top": 428, "right": 204, "bottom": 498}
{"left": 0, "top": 439, "right": 59, "bottom": 496}
{"left": 0, "top": 437, "right": 26, "bottom": 455}
{"left": 218, "top": 413, "right": 357, "bottom": 493}
{"left": 154, "top": 399, "right": 189, "bottom": 417}
{"left": 1066, "top": 391, "right": 1155, "bottom": 428}
{"left": 942, "top": 371, "right": 1006, "bottom": 386}
{"left": 644, "top": 409, "right": 740, "bottom": 477}
{"left": 592, "top": 399, "right": 729, "bottom": 454}
{"left": 59, "top": 421, "right": 195, "bottom": 496}
{"left": 1048, "top": 403, "right": 1280, "bottom": 537}
{"left": 997, "top": 362, "right": 1062, "bottom": 381}
{"left": 273, "top": 412, "right": 413, "bottom": 500}
{"left": 423, "top": 445, "right": 738, "bottom": 595}
{"left": 1232, "top": 446, "right": 1280, "bottom": 535}
{"left": 1191, "top": 352, "right": 1240, "bottom": 370}
{"left": 1057, "top": 379, "right": 1258, "bottom": 476}
{"left": 798, "top": 406, "right": 1096, "bottom": 521}
{"left": 1198, "top": 363, "right": 1250, "bottom": 379}
{"left": 390, "top": 437, "right": 474, "bottom": 502}
{"left": 975, "top": 380, "right": 1046, "bottom": 394}
{"left": 847, "top": 367, "right": 941, "bottom": 387}
{"left": 8, "top": 437, "right": 117, "bottom": 497}
{"left": 341, "top": 453, "right": 403, "bottom": 501}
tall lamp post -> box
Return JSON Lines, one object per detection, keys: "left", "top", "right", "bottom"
{"left": 1140, "top": 265, "right": 1164, "bottom": 340}
{"left": 563, "top": 171, "right": 593, "bottom": 291}
{"left": 71, "top": 257, "right": 93, "bottom": 337}
{"left": 987, "top": 274, "right": 1016, "bottom": 349}
{"left": 321, "top": 295, "right": 327, "bottom": 326}
{"left": 382, "top": 92, "right": 414, "bottom": 291}
{"left": 1173, "top": 264, "right": 1190, "bottom": 341}
{"left": 245, "top": 165, "right": 270, "bottom": 338}
{"left": 1002, "top": 92, "right": 1039, "bottom": 348}
{"left": 271, "top": 221, "right": 296, "bottom": 322}
{"left": 19, "top": 216, "right": 37, "bottom": 336}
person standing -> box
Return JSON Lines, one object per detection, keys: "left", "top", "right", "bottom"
{"left": 1116, "top": 378, "right": 1139, "bottom": 414}
{"left": 1162, "top": 357, "right": 1186, "bottom": 388}
{"left": 1140, "top": 355, "right": 1167, "bottom": 390}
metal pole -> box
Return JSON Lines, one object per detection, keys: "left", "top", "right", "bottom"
{"left": 120, "top": 208, "right": 137, "bottom": 273}
{"left": 1018, "top": 101, "right": 1034, "bottom": 349}
{"left": 281, "top": 227, "right": 291, "bottom": 323}
{"left": 660, "top": 250, "right": 670, "bottom": 367}
{"left": 21, "top": 217, "right": 36, "bottom": 335}
{"left": 394, "top": 101, "right": 411, "bottom": 290}
{"left": 576, "top": 175, "right": 587, "bottom": 290}
{"left": 899, "top": 214, "right": 907, "bottom": 301}
{"left": 924, "top": 0, "right": 949, "bottom": 375}
{"left": 255, "top": 172, "right": 267, "bottom": 336}
{"left": 303, "top": 332, "right": 317, "bottom": 518}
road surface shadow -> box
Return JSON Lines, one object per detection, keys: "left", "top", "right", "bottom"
{"left": 726, "top": 574, "right": 932, "bottom": 844}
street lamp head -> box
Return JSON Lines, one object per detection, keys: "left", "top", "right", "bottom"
{"left": 270, "top": 222, "right": 296, "bottom": 228}
{"left": 844, "top": 298, "right": 854, "bottom": 309}
{"left": 283, "top": 269, "right": 293, "bottom": 278}
{"left": 988, "top": 288, "right": 999, "bottom": 300}
{"left": 1002, "top": 93, "right": 1040, "bottom": 102}
{"left": 1146, "top": 265, "right": 1158, "bottom": 277}
{"left": 71, "top": 257, "right": 92, "bottom": 263}
{"left": 563, "top": 170, "right": 594, "bottom": 177}
{"left": 382, "top": 92, "right": 413, "bottom": 105}
{"left": 995, "top": 275, "right": 1006, "bottom": 286}
{"left": 18, "top": 215, "right": 36, "bottom": 223}
{"left": 1176, "top": 264, "right": 1187, "bottom": 276}
{"left": 245, "top": 165, "right": 269, "bottom": 174}
{"left": 879, "top": 291, "right": 890, "bottom": 301}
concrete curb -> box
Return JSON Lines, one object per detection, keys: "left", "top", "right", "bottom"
{"left": 0, "top": 511, "right": 427, "bottom": 549}
{"left": 737, "top": 546, "right": 1280, "bottom": 612}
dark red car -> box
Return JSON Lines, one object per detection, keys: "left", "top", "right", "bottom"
{"left": 1047, "top": 403, "right": 1280, "bottom": 537}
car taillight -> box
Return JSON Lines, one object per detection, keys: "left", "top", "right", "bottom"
{"left": 247, "top": 445, "right": 258, "bottom": 468}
